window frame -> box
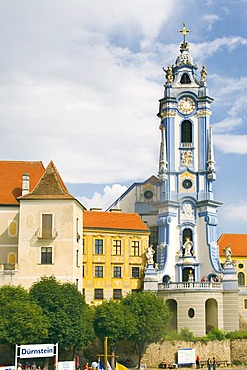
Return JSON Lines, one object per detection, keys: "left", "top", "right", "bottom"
{"left": 112, "top": 240, "right": 121, "bottom": 255}
{"left": 113, "top": 265, "right": 122, "bottom": 278}
{"left": 132, "top": 266, "right": 140, "bottom": 279}
{"left": 94, "top": 288, "right": 104, "bottom": 300}
{"left": 95, "top": 265, "right": 104, "bottom": 278}
{"left": 95, "top": 239, "right": 103, "bottom": 255}
{"left": 131, "top": 241, "right": 140, "bottom": 256}
{"left": 41, "top": 246, "right": 52, "bottom": 264}
{"left": 113, "top": 289, "right": 122, "bottom": 300}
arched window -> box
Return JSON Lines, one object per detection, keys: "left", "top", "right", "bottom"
{"left": 183, "top": 228, "right": 192, "bottom": 244}
{"left": 180, "top": 73, "right": 191, "bottom": 84}
{"left": 181, "top": 120, "right": 192, "bottom": 143}
{"left": 238, "top": 272, "right": 245, "bottom": 286}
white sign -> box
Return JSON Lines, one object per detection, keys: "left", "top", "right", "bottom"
{"left": 0, "top": 366, "right": 15, "bottom": 370}
{"left": 178, "top": 348, "right": 195, "bottom": 365}
{"left": 57, "top": 362, "right": 75, "bottom": 370}
{"left": 20, "top": 344, "right": 54, "bottom": 358}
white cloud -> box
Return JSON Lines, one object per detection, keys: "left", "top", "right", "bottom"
{"left": 213, "top": 117, "right": 243, "bottom": 133}
{"left": 77, "top": 184, "right": 128, "bottom": 210}
{"left": 203, "top": 14, "right": 220, "bottom": 30}
{"left": 221, "top": 200, "right": 247, "bottom": 222}
{"left": 214, "top": 134, "right": 247, "bottom": 154}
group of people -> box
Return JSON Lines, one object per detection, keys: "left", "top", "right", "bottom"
{"left": 207, "top": 358, "right": 217, "bottom": 370}
{"left": 17, "top": 362, "right": 44, "bottom": 370}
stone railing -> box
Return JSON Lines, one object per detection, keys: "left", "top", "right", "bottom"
{"left": 158, "top": 281, "right": 222, "bottom": 290}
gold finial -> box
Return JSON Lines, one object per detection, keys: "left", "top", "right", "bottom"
{"left": 177, "top": 22, "right": 191, "bottom": 43}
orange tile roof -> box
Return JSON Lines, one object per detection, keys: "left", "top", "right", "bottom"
{"left": 218, "top": 234, "right": 247, "bottom": 257}
{"left": 20, "top": 160, "right": 74, "bottom": 200}
{"left": 0, "top": 161, "right": 45, "bottom": 205}
{"left": 84, "top": 210, "right": 150, "bottom": 232}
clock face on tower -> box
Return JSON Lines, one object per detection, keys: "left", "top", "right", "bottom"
{"left": 178, "top": 97, "right": 195, "bottom": 114}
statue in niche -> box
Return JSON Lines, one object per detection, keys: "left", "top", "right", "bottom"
{"left": 200, "top": 65, "right": 207, "bottom": 84}
{"left": 188, "top": 269, "right": 194, "bottom": 282}
{"left": 180, "top": 203, "right": 194, "bottom": 223}
{"left": 181, "top": 150, "right": 193, "bottom": 166}
{"left": 146, "top": 245, "right": 155, "bottom": 265}
{"left": 183, "top": 237, "right": 193, "bottom": 256}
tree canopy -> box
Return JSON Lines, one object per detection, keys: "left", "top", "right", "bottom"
{"left": 122, "top": 291, "right": 171, "bottom": 364}
{"left": 0, "top": 285, "right": 49, "bottom": 345}
{"left": 29, "top": 276, "right": 95, "bottom": 354}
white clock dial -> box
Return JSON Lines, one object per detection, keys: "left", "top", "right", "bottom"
{"left": 178, "top": 97, "right": 195, "bottom": 114}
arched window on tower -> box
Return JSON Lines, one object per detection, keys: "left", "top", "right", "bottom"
{"left": 238, "top": 272, "right": 245, "bottom": 286}
{"left": 180, "top": 73, "right": 191, "bottom": 84}
{"left": 181, "top": 120, "right": 192, "bottom": 145}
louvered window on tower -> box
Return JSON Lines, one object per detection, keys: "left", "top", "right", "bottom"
{"left": 181, "top": 120, "right": 192, "bottom": 144}
{"left": 180, "top": 73, "right": 191, "bottom": 84}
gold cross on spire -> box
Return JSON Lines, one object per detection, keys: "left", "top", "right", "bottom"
{"left": 177, "top": 22, "right": 191, "bottom": 43}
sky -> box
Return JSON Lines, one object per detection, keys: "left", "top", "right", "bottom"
{"left": 0, "top": 0, "right": 247, "bottom": 236}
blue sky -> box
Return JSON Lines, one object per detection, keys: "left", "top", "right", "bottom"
{"left": 0, "top": 0, "right": 247, "bottom": 236}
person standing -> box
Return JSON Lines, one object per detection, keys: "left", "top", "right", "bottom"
{"left": 196, "top": 355, "right": 200, "bottom": 369}
{"left": 212, "top": 358, "right": 217, "bottom": 370}
{"left": 207, "top": 358, "right": 211, "bottom": 370}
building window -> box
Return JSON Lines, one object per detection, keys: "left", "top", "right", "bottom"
{"left": 42, "top": 214, "right": 53, "bottom": 238}
{"left": 76, "top": 250, "right": 79, "bottom": 266}
{"left": 95, "top": 239, "right": 103, "bottom": 254}
{"left": 113, "top": 240, "right": 121, "bottom": 255}
{"left": 82, "top": 265, "right": 85, "bottom": 278}
{"left": 41, "top": 247, "right": 52, "bottom": 264}
{"left": 188, "top": 308, "right": 195, "bottom": 318}
{"left": 113, "top": 266, "right": 121, "bottom": 278}
{"left": 82, "top": 238, "right": 85, "bottom": 254}
{"left": 150, "top": 226, "right": 158, "bottom": 247}
{"left": 180, "top": 73, "right": 191, "bottom": 84}
{"left": 181, "top": 120, "right": 192, "bottom": 143}
{"left": 239, "top": 263, "right": 244, "bottom": 269}
{"left": 131, "top": 241, "right": 140, "bottom": 256}
{"left": 95, "top": 265, "right": 103, "bottom": 278}
{"left": 76, "top": 218, "right": 80, "bottom": 242}
{"left": 132, "top": 267, "right": 140, "bottom": 279}
{"left": 113, "top": 289, "right": 122, "bottom": 300}
{"left": 94, "top": 289, "right": 103, "bottom": 300}
{"left": 132, "top": 289, "right": 139, "bottom": 294}
{"left": 238, "top": 272, "right": 245, "bottom": 286}
{"left": 244, "top": 299, "right": 247, "bottom": 309}
{"left": 76, "top": 279, "right": 79, "bottom": 288}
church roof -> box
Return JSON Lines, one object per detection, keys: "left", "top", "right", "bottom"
{"left": 19, "top": 160, "right": 74, "bottom": 200}
{"left": 0, "top": 160, "right": 45, "bottom": 205}
{"left": 218, "top": 234, "right": 247, "bottom": 257}
{"left": 84, "top": 210, "right": 150, "bottom": 232}
{"left": 106, "top": 175, "right": 159, "bottom": 211}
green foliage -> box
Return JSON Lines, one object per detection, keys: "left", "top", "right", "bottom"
{"left": 122, "top": 291, "right": 170, "bottom": 364}
{"left": 163, "top": 327, "right": 195, "bottom": 341}
{"left": 207, "top": 327, "right": 226, "bottom": 340}
{"left": 94, "top": 299, "right": 136, "bottom": 347}
{"left": 0, "top": 285, "right": 49, "bottom": 345}
{"left": 29, "top": 275, "right": 95, "bottom": 352}
{"left": 226, "top": 330, "right": 247, "bottom": 339}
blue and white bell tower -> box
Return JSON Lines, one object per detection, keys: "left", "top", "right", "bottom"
{"left": 154, "top": 23, "right": 223, "bottom": 285}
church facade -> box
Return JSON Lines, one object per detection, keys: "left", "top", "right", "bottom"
{"left": 107, "top": 24, "right": 243, "bottom": 336}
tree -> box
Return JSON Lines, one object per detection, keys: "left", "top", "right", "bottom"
{"left": 29, "top": 276, "right": 95, "bottom": 357}
{"left": 0, "top": 285, "right": 49, "bottom": 346}
{"left": 122, "top": 291, "right": 170, "bottom": 365}
{"left": 94, "top": 300, "right": 136, "bottom": 368}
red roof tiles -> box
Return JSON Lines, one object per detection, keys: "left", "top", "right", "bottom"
{"left": 84, "top": 210, "right": 150, "bottom": 232}
{"left": 218, "top": 234, "right": 247, "bottom": 257}
{"left": 0, "top": 161, "right": 45, "bottom": 205}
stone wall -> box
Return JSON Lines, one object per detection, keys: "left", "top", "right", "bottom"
{"left": 115, "top": 339, "right": 247, "bottom": 368}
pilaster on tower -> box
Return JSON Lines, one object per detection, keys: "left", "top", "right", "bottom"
{"left": 158, "top": 125, "right": 168, "bottom": 182}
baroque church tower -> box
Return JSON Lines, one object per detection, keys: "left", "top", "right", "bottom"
{"left": 155, "top": 23, "right": 222, "bottom": 284}
{"left": 108, "top": 24, "right": 239, "bottom": 335}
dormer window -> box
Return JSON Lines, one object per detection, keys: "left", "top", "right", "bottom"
{"left": 180, "top": 73, "right": 191, "bottom": 84}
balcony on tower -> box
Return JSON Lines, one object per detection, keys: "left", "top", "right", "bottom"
{"left": 35, "top": 228, "right": 58, "bottom": 239}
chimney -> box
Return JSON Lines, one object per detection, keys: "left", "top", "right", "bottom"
{"left": 22, "top": 173, "right": 30, "bottom": 195}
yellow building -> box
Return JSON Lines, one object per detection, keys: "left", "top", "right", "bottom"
{"left": 83, "top": 209, "right": 150, "bottom": 304}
